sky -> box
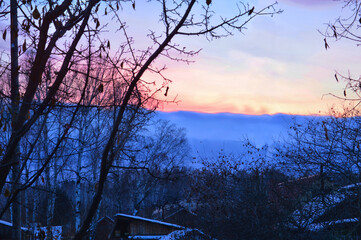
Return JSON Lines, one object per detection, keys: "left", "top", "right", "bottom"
{"left": 136, "top": 0, "right": 361, "bottom": 115}
{"left": 1, "top": 0, "right": 358, "bottom": 116}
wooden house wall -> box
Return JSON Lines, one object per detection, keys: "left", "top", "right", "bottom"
{"left": 129, "top": 220, "right": 180, "bottom": 235}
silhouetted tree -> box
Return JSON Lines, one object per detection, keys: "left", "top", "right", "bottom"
{"left": 0, "top": 1, "right": 282, "bottom": 238}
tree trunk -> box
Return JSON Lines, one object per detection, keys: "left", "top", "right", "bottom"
{"left": 44, "top": 120, "right": 54, "bottom": 239}
{"left": 75, "top": 113, "right": 85, "bottom": 232}
{"left": 89, "top": 200, "right": 101, "bottom": 240}
{"left": 10, "top": 0, "right": 21, "bottom": 238}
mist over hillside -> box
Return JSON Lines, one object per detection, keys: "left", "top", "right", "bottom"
{"left": 155, "top": 111, "right": 315, "bottom": 163}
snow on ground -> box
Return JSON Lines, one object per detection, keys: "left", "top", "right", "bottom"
{"left": 159, "top": 229, "right": 214, "bottom": 240}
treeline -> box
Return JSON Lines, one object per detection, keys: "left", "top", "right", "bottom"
{"left": 0, "top": 99, "right": 191, "bottom": 238}
{"left": 2, "top": 105, "right": 361, "bottom": 240}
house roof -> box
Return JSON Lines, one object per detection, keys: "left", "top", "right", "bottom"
{"left": 114, "top": 213, "right": 184, "bottom": 229}
{"left": 97, "top": 216, "right": 114, "bottom": 224}
{"left": 339, "top": 182, "right": 361, "bottom": 190}
{"left": 308, "top": 218, "right": 359, "bottom": 231}
{"left": 290, "top": 182, "right": 361, "bottom": 230}
{"left": 0, "top": 219, "right": 28, "bottom": 231}
{"left": 129, "top": 236, "right": 164, "bottom": 239}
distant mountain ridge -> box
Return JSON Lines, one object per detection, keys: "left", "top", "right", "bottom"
{"left": 154, "top": 111, "right": 316, "bottom": 159}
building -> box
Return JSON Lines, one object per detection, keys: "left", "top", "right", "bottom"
{"left": 109, "top": 213, "right": 184, "bottom": 240}
{"left": 94, "top": 216, "right": 114, "bottom": 240}
{"left": 290, "top": 182, "right": 361, "bottom": 237}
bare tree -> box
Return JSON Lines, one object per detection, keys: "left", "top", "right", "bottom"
{"left": 0, "top": 0, "right": 282, "bottom": 238}
{"left": 76, "top": 1, "right": 282, "bottom": 236}
{"left": 188, "top": 151, "right": 287, "bottom": 240}
{"left": 273, "top": 107, "right": 361, "bottom": 238}
{"left": 323, "top": 0, "right": 361, "bottom": 104}
{"left": 107, "top": 120, "right": 190, "bottom": 216}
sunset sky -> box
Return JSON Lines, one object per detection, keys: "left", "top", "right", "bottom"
{"left": 140, "top": 0, "right": 361, "bottom": 115}
{"left": 1, "top": 1, "right": 358, "bottom": 116}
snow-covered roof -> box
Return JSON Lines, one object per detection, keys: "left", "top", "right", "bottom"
{"left": 290, "top": 190, "right": 347, "bottom": 229}
{"left": 114, "top": 213, "right": 184, "bottom": 229}
{"left": 340, "top": 182, "right": 361, "bottom": 190}
{"left": 129, "top": 236, "right": 164, "bottom": 239}
{"left": 308, "top": 218, "right": 359, "bottom": 231}
{"left": 0, "top": 219, "right": 28, "bottom": 231}
{"left": 290, "top": 182, "right": 361, "bottom": 230}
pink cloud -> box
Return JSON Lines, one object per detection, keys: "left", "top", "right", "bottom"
{"left": 240, "top": 105, "right": 269, "bottom": 115}
{"left": 160, "top": 100, "right": 272, "bottom": 115}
